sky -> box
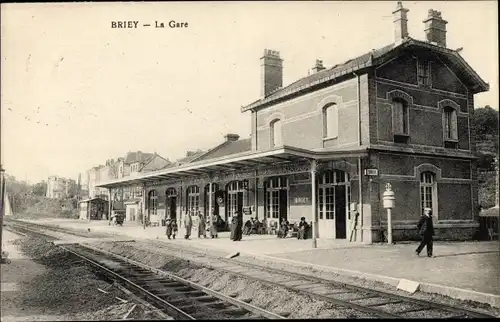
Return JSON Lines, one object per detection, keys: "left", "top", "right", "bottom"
{"left": 1, "top": 1, "right": 498, "bottom": 184}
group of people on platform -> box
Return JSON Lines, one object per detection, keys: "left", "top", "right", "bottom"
{"left": 276, "top": 217, "right": 310, "bottom": 239}
{"left": 165, "top": 211, "right": 313, "bottom": 241}
{"left": 165, "top": 211, "right": 223, "bottom": 240}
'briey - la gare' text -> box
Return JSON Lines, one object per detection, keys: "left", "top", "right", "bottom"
{"left": 111, "top": 21, "right": 188, "bottom": 28}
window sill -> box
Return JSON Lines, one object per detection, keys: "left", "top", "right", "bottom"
{"left": 444, "top": 138, "right": 459, "bottom": 143}
{"left": 323, "top": 136, "right": 338, "bottom": 142}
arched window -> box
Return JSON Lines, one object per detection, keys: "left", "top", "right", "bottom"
{"left": 186, "top": 186, "right": 200, "bottom": 215}
{"left": 420, "top": 171, "right": 437, "bottom": 217}
{"left": 265, "top": 177, "right": 289, "bottom": 220}
{"left": 226, "top": 180, "right": 248, "bottom": 219}
{"left": 270, "top": 119, "right": 282, "bottom": 147}
{"left": 443, "top": 106, "right": 458, "bottom": 141}
{"left": 318, "top": 170, "right": 350, "bottom": 220}
{"left": 148, "top": 190, "right": 158, "bottom": 216}
{"left": 323, "top": 103, "right": 339, "bottom": 139}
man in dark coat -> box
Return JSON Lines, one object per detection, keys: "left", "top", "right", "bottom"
{"left": 297, "top": 217, "right": 309, "bottom": 240}
{"left": 416, "top": 208, "right": 435, "bottom": 257}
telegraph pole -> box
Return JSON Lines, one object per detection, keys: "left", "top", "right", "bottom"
{"left": 0, "top": 165, "right": 6, "bottom": 261}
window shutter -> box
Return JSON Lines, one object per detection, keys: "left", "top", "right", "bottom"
{"left": 451, "top": 110, "right": 458, "bottom": 140}
{"left": 392, "top": 101, "right": 403, "bottom": 134}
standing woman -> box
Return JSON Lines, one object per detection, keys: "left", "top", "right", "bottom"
{"left": 198, "top": 212, "right": 206, "bottom": 238}
{"left": 165, "top": 218, "right": 172, "bottom": 239}
{"left": 230, "top": 213, "right": 238, "bottom": 241}
{"left": 211, "top": 209, "right": 219, "bottom": 239}
{"left": 235, "top": 210, "right": 243, "bottom": 241}
{"left": 184, "top": 211, "right": 193, "bottom": 239}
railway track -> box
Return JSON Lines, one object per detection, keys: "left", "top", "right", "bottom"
{"left": 133, "top": 240, "right": 498, "bottom": 319}
{"left": 4, "top": 222, "right": 286, "bottom": 320}
{"left": 5, "top": 220, "right": 498, "bottom": 319}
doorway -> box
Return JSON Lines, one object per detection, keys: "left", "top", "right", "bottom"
{"left": 318, "top": 170, "right": 350, "bottom": 239}
{"left": 279, "top": 189, "right": 288, "bottom": 222}
{"left": 168, "top": 197, "right": 177, "bottom": 221}
{"left": 334, "top": 185, "right": 347, "bottom": 239}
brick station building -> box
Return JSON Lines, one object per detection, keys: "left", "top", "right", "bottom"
{"left": 98, "top": 3, "right": 489, "bottom": 244}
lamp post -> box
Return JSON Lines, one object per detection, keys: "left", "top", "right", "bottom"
{"left": 0, "top": 165, "right": 6, "bottom": 259}
{"left": 382, "top": 183, "right": 395, "bottom": 245}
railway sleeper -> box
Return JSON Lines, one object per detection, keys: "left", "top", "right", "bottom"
{"left": 183, "top": 290, "right": 206, "bottom": 296}
{"left": 365, "top": 299, "right": 404, "bottom": 307}
{"left": 396, "top": 306, "right": 432, "bottom": 314}
{"left": 218, "top": 307, "right": 252, "bottom": 317}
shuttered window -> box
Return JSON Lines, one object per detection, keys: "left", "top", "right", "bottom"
{"left": 270, "top": 119, "right": 283, "bottom": 147}
{"left": 392, "top": 99, "right": 409, "bottom": 135}
{"left": 443, "top": 107, "right": 458, "bottom": 141}
{"left": 323, "top": 103, "right": 339, "bottom": 138}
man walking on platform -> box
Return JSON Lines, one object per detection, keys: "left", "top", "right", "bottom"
{"left": 416, "top": 208, "right": 435, "bottom": 257}
{"left": 184, "top": 212, "right": 193, "bottom": 240}
{"left": 197, "top": 212, "right": 206, "bottom": 238}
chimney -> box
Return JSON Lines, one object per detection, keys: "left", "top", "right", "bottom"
{"left": 393, "top": 2, "right": 409, "bottom": 44}
{"left": 224, "top": 133, "right": 240, "bottom": 142}
{"left": 423, "top": 9, "right": 448, "bottom": 47}
{"left": 260, "top": 49, "right": 283, "bottom": 98}
{"left": 311, "top": 59, "right": 326, "bottom": 73}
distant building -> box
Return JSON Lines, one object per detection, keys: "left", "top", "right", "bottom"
{"left": 86, "top": 151, "right": 171, "bottom": 222}
{"left": 46, "top": 176, "right": 74, "bottom": 199}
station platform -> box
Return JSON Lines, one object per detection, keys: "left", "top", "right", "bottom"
{"left": 20, "top": 218, "right": 500, "bottom": 307}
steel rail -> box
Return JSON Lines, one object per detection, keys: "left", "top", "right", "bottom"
{"left": 146, "top": 240, "right": 498, "bottom": 319}
{"left": 78, "top": 243, "right": 287, "bottom": 320}
{"left": 60, "top": 244, "right": 197, "bottom": 320}
{"left": 7, "top": 220, "right": 498, "bottom": 319}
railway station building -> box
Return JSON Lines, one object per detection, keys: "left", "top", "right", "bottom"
{"left": 98, "top": 3, "right": 489, "bottom": 243}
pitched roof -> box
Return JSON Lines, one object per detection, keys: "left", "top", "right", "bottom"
{"left": 124, "top": 151, "right": 154, "bottom": 164}
{"left": 242, "top": 38, "right": 489, "bottom": 112}
{"left": 140, "top": 155, "right": 172, "bottom": 172}
{"left": 196, "top": 138, "right": 252, "bottom": 162}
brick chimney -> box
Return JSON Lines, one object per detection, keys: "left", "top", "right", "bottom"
{"left": 423, "top": 9, "right": 448, "bottom": 47}
{"left": 224, "top": 133, "right": 240, "bottom": 142}
{"left": 260, "top": 49, "right": 283, "bottom": 98}
{"left": 393, "top": 2, "right": 409, "bottom": 44}
{"left": 311, "top": 59, "right": 326, "bottom": 73}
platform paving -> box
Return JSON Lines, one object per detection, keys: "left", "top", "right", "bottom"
{"left": 20, "top": 218, "right": 500, "bottom": 306}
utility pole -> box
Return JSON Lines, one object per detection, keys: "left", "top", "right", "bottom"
{"left": 1, "top": 165, "right": 6, "bottom": 260}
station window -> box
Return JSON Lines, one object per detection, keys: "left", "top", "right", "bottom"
{"left": 270, "top": 119, "right": 283, "bottom": 147}
{"left": 323, "top": 103, "right": 339, "bottom": 139}
{"left": 443, "top": 106, "right": 458, "bottom": 146}
{"left": 226, "top": 181, "right": 248, "bottom": 219}
{"left": 318, "top": 170, "right": 350, "bottom": 220}
{"left": 265, "top": 177, "right": 288, "bottom": 220}
{"left": 186, "top": 185, "right": 200, "bottom": 215}
{"left": 148, "top": 190, "right": 158, "bottom": 216}
{"left": 420, "top": 171, "right": 437, "bottom": 217}
{"left": 417, "top": 60, "right": 431, "bottom": 87}
{"left": 392, "top": 98, "right": 410, "bottom": 143}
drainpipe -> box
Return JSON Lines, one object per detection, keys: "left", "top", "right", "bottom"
{"left": 358, "top": 157, "right": 363, "bottom": 243}
{"left": 353, "top": 72, "right": 362, "bottom": 146}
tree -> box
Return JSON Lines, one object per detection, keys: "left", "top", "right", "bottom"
{"left": 472, "top": 106, "right": 499, "bottom": 140}
{"left": 32, "top": 181, "right": 47, "bottom": 196}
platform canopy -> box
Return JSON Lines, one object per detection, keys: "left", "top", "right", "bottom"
{"left": 96, "top": 145, "right": 368, "bottom": 189}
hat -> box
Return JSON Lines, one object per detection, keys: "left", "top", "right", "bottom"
{"left": 300, "top": 217, "right": 306, "bottom": 220}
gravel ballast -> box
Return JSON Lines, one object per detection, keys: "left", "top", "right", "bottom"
{"left": 90, "top": 239, "right": 500, "bottom": 318}
{"left": 3, "top": 234, "right": 165, "bottom": 320}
